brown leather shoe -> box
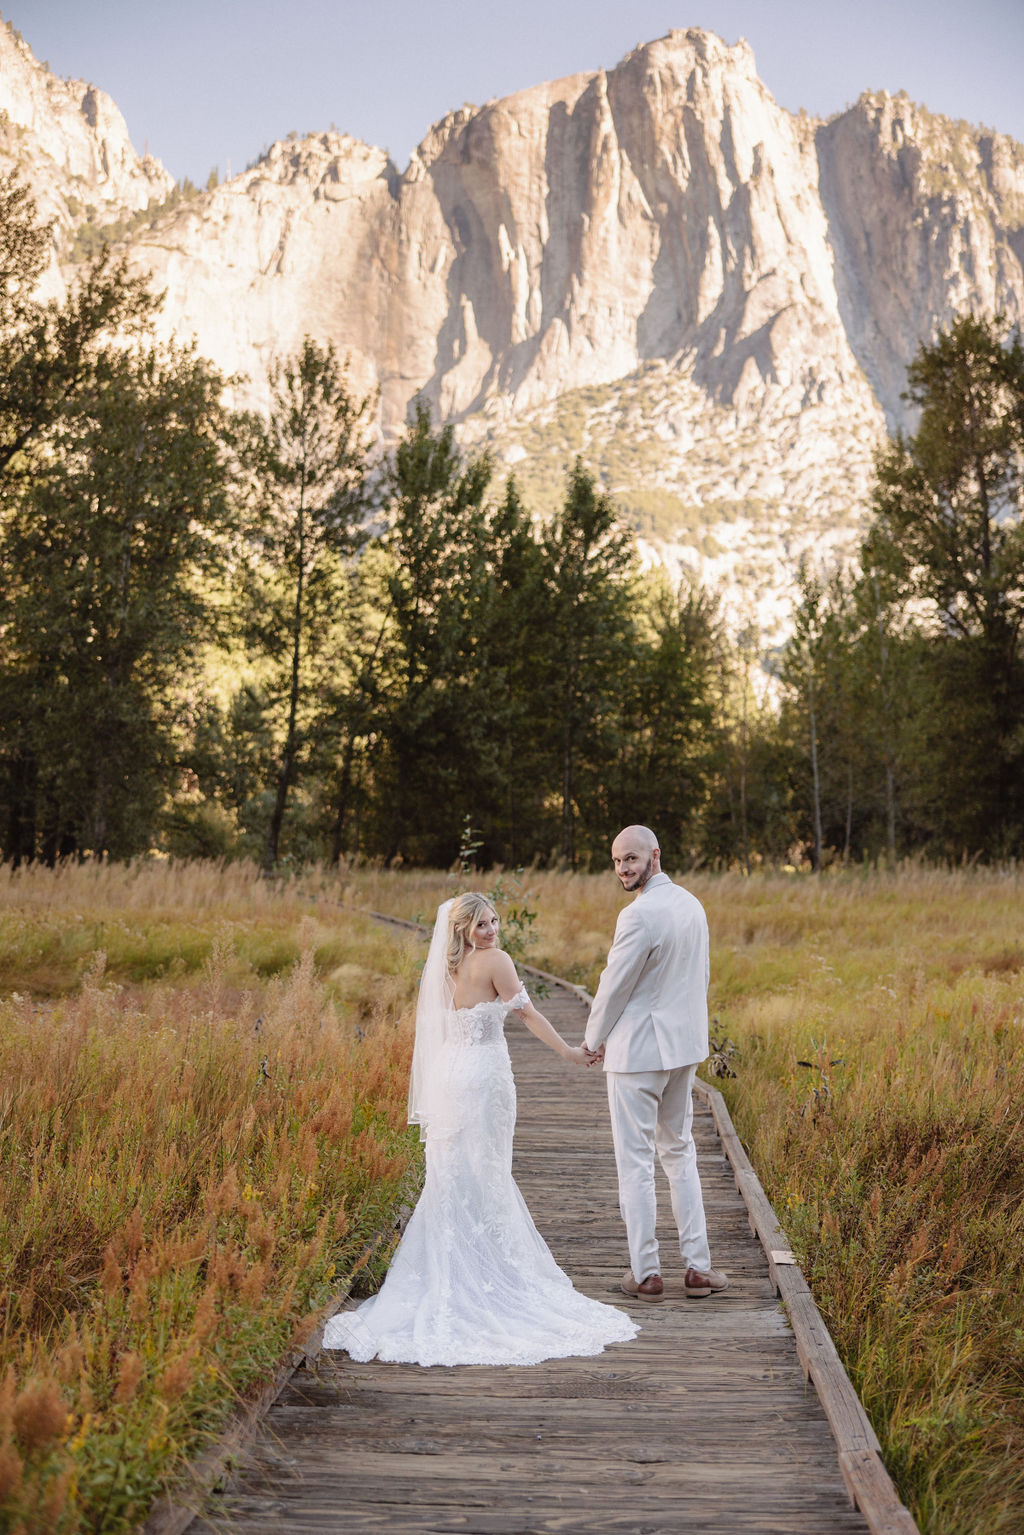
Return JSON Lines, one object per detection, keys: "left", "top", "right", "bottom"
{"left": 620, "top": 1269, "right": 664, "bottom": 1302}
{"left": 683, "top": 1265, "right": 729, "bottom": 1298}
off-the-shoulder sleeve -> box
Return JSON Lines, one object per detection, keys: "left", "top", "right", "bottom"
{"left": 502, "top": 985, "right": 530, "bottom": 1013}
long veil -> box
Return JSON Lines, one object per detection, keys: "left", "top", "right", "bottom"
{"left": 407, "top": 897, "right": 455, "bottom": 1139}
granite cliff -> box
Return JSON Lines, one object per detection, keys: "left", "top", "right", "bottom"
{"left": 5, "top": 21, "right": 1024, "bottom": 634}
{"left": 0, "top": 18, "right": 171, "bottom": 296}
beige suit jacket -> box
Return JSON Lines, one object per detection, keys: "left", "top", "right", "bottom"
{"left": 584, "top": 872, "right": 709, "bottom": 1072}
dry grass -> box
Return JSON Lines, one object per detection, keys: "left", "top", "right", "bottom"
{"left": 359, "top": 861, "right": 1024, "bottom": 1535}
{"left": 0, "top": 861, "right": 423, "bottom": 1533}
{"left": 4, "top": 859, "right": 1021, "bottom": 1534}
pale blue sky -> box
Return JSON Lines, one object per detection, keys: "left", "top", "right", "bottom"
{"left": 5, "top": 1, "right": 1023, "bottom": 184}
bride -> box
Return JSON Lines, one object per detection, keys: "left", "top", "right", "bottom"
{"left": 323, "top": 892, "right": 638, "bottom": 1366}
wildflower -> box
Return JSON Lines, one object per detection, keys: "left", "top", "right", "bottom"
{"left": 113, "top": 1352, "right": 145, "bottom": 1405}
{"left": 68, "top": 1412, "right": 93, "bottom": 1454}
{"left": 155, "top": 1357, "right": 194, "bottom": 1403}
{"left": 12, "top": 1379, "right": 68, "bottom": 1453}
{"left": 0, "top": 1443, "right": 23, "bottom": 1499}
{"left": 100, "top": 1246, "right": 121, "bottom": 1298}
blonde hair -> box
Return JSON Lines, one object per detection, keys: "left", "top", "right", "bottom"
{"left": 447, "top": 892, "right": 499, "bottom": 974}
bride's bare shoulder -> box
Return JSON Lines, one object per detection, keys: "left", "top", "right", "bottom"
{"left": 488, "top": 949, "right": 521, "bottom": 988}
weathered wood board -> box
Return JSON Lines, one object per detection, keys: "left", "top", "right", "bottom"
{"left": 187, "top": 987, "right": 874, "bottom": 1534}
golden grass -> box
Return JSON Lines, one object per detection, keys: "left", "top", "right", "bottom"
{"left": 4, "top": 859, "right": 1021, "bottom": 1534}
{"left": 0, "top": 862, "right": 423, "bottom": 1533}
{"left": 359, "top": 861, "right": 1024, "bottom": 1535}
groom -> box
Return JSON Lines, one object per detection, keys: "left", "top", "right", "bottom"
{"left": 584, "top": 825, "right": 728, "bottom": 1302}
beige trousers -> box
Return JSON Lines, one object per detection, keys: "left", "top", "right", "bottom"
{"left": 606, "top": 1064, "right": 712, "bottom": 1282}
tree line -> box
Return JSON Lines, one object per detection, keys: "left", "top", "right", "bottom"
{"left": 1, "top": 171, "right": 1022, "bottom": 870}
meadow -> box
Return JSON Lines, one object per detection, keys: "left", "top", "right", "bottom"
{"left": 0, "top": 861, "right": 424, "bottom": 1533}
{"left": 1, "top": 860, "right": 1022, "bottom": 1534}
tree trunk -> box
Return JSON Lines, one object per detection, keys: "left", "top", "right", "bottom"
{"left": 808, "top": 669, "right": 823, "bottom": 872}
{"left": 739, "top": 673, "right": 750, "bottom": 876}
{"left": 91, "top": 753, "right": 110, "bottom": 858}
{"left": 5, "top": 752, "right": 37, "bottom": 866}
{"left": 872, "top": 580, "right": 898, "bottom": 867}
{"left": 560, "top": 660, "right": 576, "bottom": 867}
{"left": 561, "top": 728, "right": 575, "bottom": 869}
{"left": 264, "top": 505, "right": 305, "bottom": 873}
{"left": 329, "top": 729, "right": 356, "bottom": 864}
{"left": 885, "top": 759, "right": 897, "bottom": 866}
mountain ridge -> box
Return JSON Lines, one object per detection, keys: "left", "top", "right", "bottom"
{"left": 3, "top": 20, "right": 1023, "bottom": 639}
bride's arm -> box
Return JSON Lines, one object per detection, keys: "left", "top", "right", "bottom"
{"left": 517, "top": 998, "right": 590, "bottom": 1065}
{"left": 491, "top": 952, "right": 588, "bottom": 1065}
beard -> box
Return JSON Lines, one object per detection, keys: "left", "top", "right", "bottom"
{"left": 620, "top": 855, "right": 654, "bottom": 890}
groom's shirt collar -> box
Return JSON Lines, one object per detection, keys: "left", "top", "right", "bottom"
{"left": 637, "top": 871, "right": 671, "bottom": 896}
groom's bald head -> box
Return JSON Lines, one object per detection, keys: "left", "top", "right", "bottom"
{"left": 611, "top": 825, "right": 661, "bottom": 891}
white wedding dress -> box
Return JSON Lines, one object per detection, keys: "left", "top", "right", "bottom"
{"left": 323, "top": 986, "right": 637, "bottom": 1367}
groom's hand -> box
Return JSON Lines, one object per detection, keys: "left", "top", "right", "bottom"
{"left": 583, "top": 1043, "right": 605, "bottom": 1066}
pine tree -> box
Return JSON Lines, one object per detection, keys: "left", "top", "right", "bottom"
{"left": 0, "top": 171, "right": 156, "bottom": 489}
{"left": 0, "top": 342, "right": 236, "bottom": 859}
{"left": 541, "top": 460, "right": 635, "bottom": 868}
{"left": 864, "top": 313, "right": 1024, "bottom": 855}
{"left": 368, "top": 401, "right": 493, "bottom": 863}
{"left": 243, "top": 338, "right": 374, "bottom": 871}
{"left": 602, "top": 573, "right": 719, "bottom": 861}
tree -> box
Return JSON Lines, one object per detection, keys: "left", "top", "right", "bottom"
{"left": 0, "top": 342, "right": 237, "bottom": 860}
{"left": 835, "top": 568, "right": 929, "bottom": 864}
{"left": 778, "top": 562, "right": 889, "bottom": 869}
{"left": 472, "top": 475, "right": 560, "bottom": 862}
{"left": 541, "top": 461, "right": 635, "bottom": 867}
{"left": 367, "top": 401, "right": 494, "bottom": 864}
{"left": 315, "top": 546, "right": 392, "bottom": 864}
{"left": 867, "top": 314, "right": 1024, "bottom": 658}
{"left": 0, "top": 171, "right": 156, "bottom": 491}
{"left": 244, "top": 338, "right": 374, "bottom": 871}
{"left": 864, "top": 313, "right": 1024, "bottom": 854}
{"left": 601, "top": 574, "right": 719, "bottom": 861}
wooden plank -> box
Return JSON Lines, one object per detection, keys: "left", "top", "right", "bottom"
{"left": 838, "top": 1451, "right": 925, "bottom": 1535}
{"left": 691, "top": 1077, "right": 920, "bottom": 1534}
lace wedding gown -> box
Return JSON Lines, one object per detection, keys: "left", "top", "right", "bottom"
{"left": 323, "top": 986, "right": 638, "bottom": 1366}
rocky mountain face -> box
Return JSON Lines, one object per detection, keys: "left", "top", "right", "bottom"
{"left": 0, "top": 19, "right": 171, "bottom": 296}
{"left": 5, "top": 22, "right": 1024, "bottom": 637}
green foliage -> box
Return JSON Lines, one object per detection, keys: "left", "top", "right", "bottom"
{"left": 0, "top": 342, "right": 238, "bottom": 860}
{"left": 0, "top": 172, "right": 157, "bottom": 489}
{"left": 541, "top": 458, "right": 637, "bottom": 866}
{"left": 237, "top": 336, "right": 376, "bottom": 872}
{"left": 597, "top": 573, "right": 721, "bottom": 858}
{"left": 362, "top": 400, "right": 496, "bottom": 863}
{"left": 448, "top": 816, "right": 539, "bottom": 964}
{"left": 0, "top": 177, "right": 239, "bottom": 862}
{"left": 761, "top": 313, "right": 1024, "bottom": 866}
{"left": 1, "top": 166, "right": 1022, "bottom": 870}
{"left": 867, "top": 314, "right": 1024, "bottom": 655}
{"left": 861, "top": 313, "right": 1024, "bottom": 856}
{"left": 63, "top": 179, "right": 204, "bottom": 264}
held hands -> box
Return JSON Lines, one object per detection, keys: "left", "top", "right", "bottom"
{"left": 565, "top": 1042, "right": 604, "bottom": 1067}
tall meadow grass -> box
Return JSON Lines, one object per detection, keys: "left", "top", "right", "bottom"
{"left": 0, "top": 861, "right": 422, "bottom": 1533}
{"left": 4, "top": 859, "right": 1021, "bottom": 1534}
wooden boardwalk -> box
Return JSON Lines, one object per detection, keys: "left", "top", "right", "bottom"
{"left": 186, "top": 984, "right": 884, "bottom": 1534}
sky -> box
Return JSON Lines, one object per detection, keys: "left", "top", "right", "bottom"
{"left": 5, "top": 0, "right": 1024, "bottom": 185}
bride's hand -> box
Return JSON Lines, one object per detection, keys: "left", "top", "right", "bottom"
{"left": 564, "top": 1044, "right": 589, "bottom": 1066}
